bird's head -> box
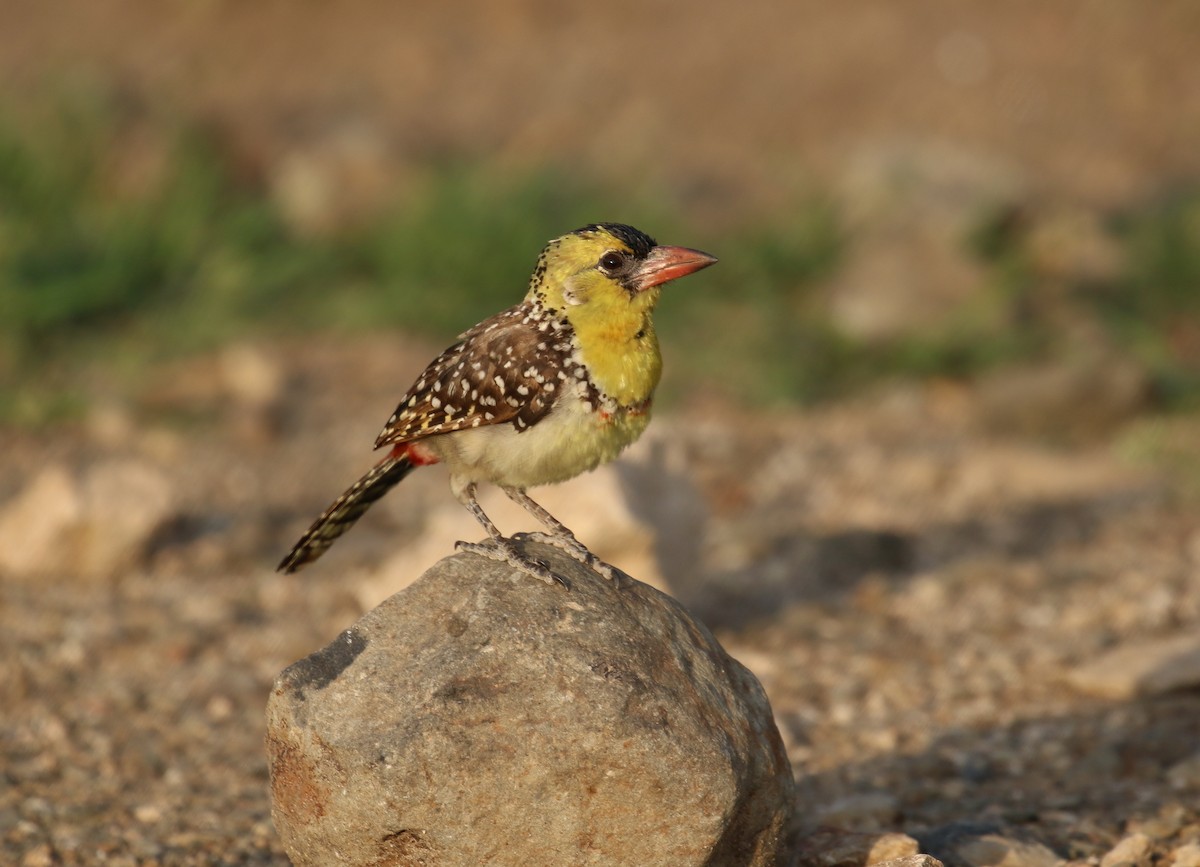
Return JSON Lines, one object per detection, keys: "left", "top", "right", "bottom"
{"left": 528, "top": 223, "right": 717, "bottom": 318}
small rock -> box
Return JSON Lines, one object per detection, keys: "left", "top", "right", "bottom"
{"left": 218, "top": 343, "right": 284, "bottom": 409}
{"left": 1171, "top": 844, "right": 1200, "bottom": 867}
{"left": 873, "top": 857, "right": 946, "bottom": 867}
{"left": 815, "top": 792, "right": 901, "bottom": 831}
{"left": 20, "top": 844, "right": 56, "bottom": 867}
{"left": 1133, "top": 803, "right": 1188, "bottom": 839}
{"left": 132, "top": 803, "right": 162, "bottom": 824}
{"left": 1067, "top": 634, "right": 1200, "bottom": 700}
{"left": 0, "top": 466, "right": 81, "bottom": 577}
{"left": 268, "top": 543, "right": 794, "bottom": 867}
{"left": 921, "top": 824, "right": 1061, "bottom": 867}
{"left": 795, "top": 827, "right": 921, "bottom": 867}
{"left": 1100, "top": 833, "right": 1152, "bottom": 867}
{"left": 1169, "top": 753, "right": 1200, "bottom": 790}
{"left": 0, "top": 460, "right": 174, "bottom": 580}
{"left": 78, "top": 460, "right": 175, "bottom": 578}
{"left": 869, "top": 835, "right": 924, "bottom": 865}
{"left": 218, "top": 344, "right": 287, "bottom": 442}
{"left": 205, "top": 694, "right": 234, "bottom": 722}
{"left": 956, "top": 835, "right": 1061, "bottom": 867}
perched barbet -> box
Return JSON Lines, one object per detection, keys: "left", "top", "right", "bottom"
{"left": 278, "top": 223, "right": 716, "bottom": 587}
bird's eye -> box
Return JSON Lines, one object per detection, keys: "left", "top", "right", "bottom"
{"left": 598, "top": 251, "right": 626, "bottom": 272}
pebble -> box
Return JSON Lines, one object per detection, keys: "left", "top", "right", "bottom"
{"left": 1135, "top": 804, "right": 1188, "bottom": 840}
{"left": 1172, "top": 844, "right": 1200, "bottom": 867}
{"left": 20, "top": 845, "right": 55, "bottom": 867}
{"left": 920, "top": 824, "right": 1061, "bottom": 867}
{"left": 1067, "top": 634, "right": 1200, "bottom": 700}
{"left": 0, "top": 460, "right": 175, "bottom": 581}
{"left": 132, "top": 803, "right": 162, "bottom": 824}
{"left": 873, "top": 856, "right": 946, "bottom": 867}
{"left": 1100, "top": 833, "right": 1152, "bottom": 867}
{"left": 1168, "top": 753, "right": 1200, "bottom": 790}
{"left": 795, "top": 827, "right": 920, "bottom": 867}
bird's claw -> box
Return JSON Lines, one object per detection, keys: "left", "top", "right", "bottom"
{"left": 456, "top": 538, "right": 569, "bottom": 589}
{"left": 510, "top": 531, "right": 623, "bottom": 588}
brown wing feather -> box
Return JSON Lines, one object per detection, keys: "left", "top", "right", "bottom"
{"left": 374, "top": 301, "right": 575, "bottom": 448}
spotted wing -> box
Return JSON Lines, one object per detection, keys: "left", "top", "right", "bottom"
{"left": 374, "top": 302, "right": 574, "bottom": 447}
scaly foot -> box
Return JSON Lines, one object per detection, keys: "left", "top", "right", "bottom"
{"left": 511, "top": 531, "right": 623, "bottom": 587}
{"left": 455, "top": 537, "right": 569, "bottom": 589}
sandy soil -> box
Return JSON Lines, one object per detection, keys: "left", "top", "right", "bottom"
{"left": 3, "top": 335, "right": 1200, "bottom": 863}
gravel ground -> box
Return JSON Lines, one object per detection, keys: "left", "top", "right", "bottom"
{"left": 4, "top": 3, "right": 1199, "bottom": 863}
{"left": 3, "top": 339, "right": 1199, "bottom": 865}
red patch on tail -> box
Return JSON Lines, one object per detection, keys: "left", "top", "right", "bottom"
{"left": 391, "top": 442, "right": 440, "bottom": 466}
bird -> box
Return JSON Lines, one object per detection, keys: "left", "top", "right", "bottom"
{"left": 277, "top": 223, "right": 716, "bottom": 587}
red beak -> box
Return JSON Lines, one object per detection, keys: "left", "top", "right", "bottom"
{"left": 632, "top": 245, "right": 718, "bottom": 291}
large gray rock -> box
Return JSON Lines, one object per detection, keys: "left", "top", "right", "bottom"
{"left": 268, "top": 543, "right": 794, "bottom": 866}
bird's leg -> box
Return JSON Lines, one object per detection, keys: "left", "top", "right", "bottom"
{"left": 503, "top": 487, "right": 622, "bottom": 585}
{"left": 452, "top": 482, "right": 567, "bottom": 588}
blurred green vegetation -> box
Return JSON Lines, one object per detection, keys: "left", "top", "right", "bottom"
{"left": 1105, "top": 195, "right": 1200, "bottom": 408}
{"left": 1, "top": 96, "right": 1198, "bottom": 425}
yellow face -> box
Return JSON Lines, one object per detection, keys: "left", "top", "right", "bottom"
{"left": 530, "top": 225, "right": 660, "bottom": 318}
{"left": 526, "top": 223, "right": 716, "bottom": 407}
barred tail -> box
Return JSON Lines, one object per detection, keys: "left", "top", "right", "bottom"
{"left": 277, "top": 455, "right": 416, "bottom": 573}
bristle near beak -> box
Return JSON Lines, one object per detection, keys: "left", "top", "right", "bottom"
{"left": 632, "top": 245, "right": 718, "bottom": 291}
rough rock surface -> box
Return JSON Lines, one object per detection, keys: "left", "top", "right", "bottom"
{"left": 267, "top": 542, "right": 794, "bottom": 867}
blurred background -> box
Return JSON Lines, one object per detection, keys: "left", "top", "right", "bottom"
{"left": 4, "top": 1, "right": 1200, "bottom": 863}
{"left": 3, "top": 0, "right": 1199, "bottom": 417}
